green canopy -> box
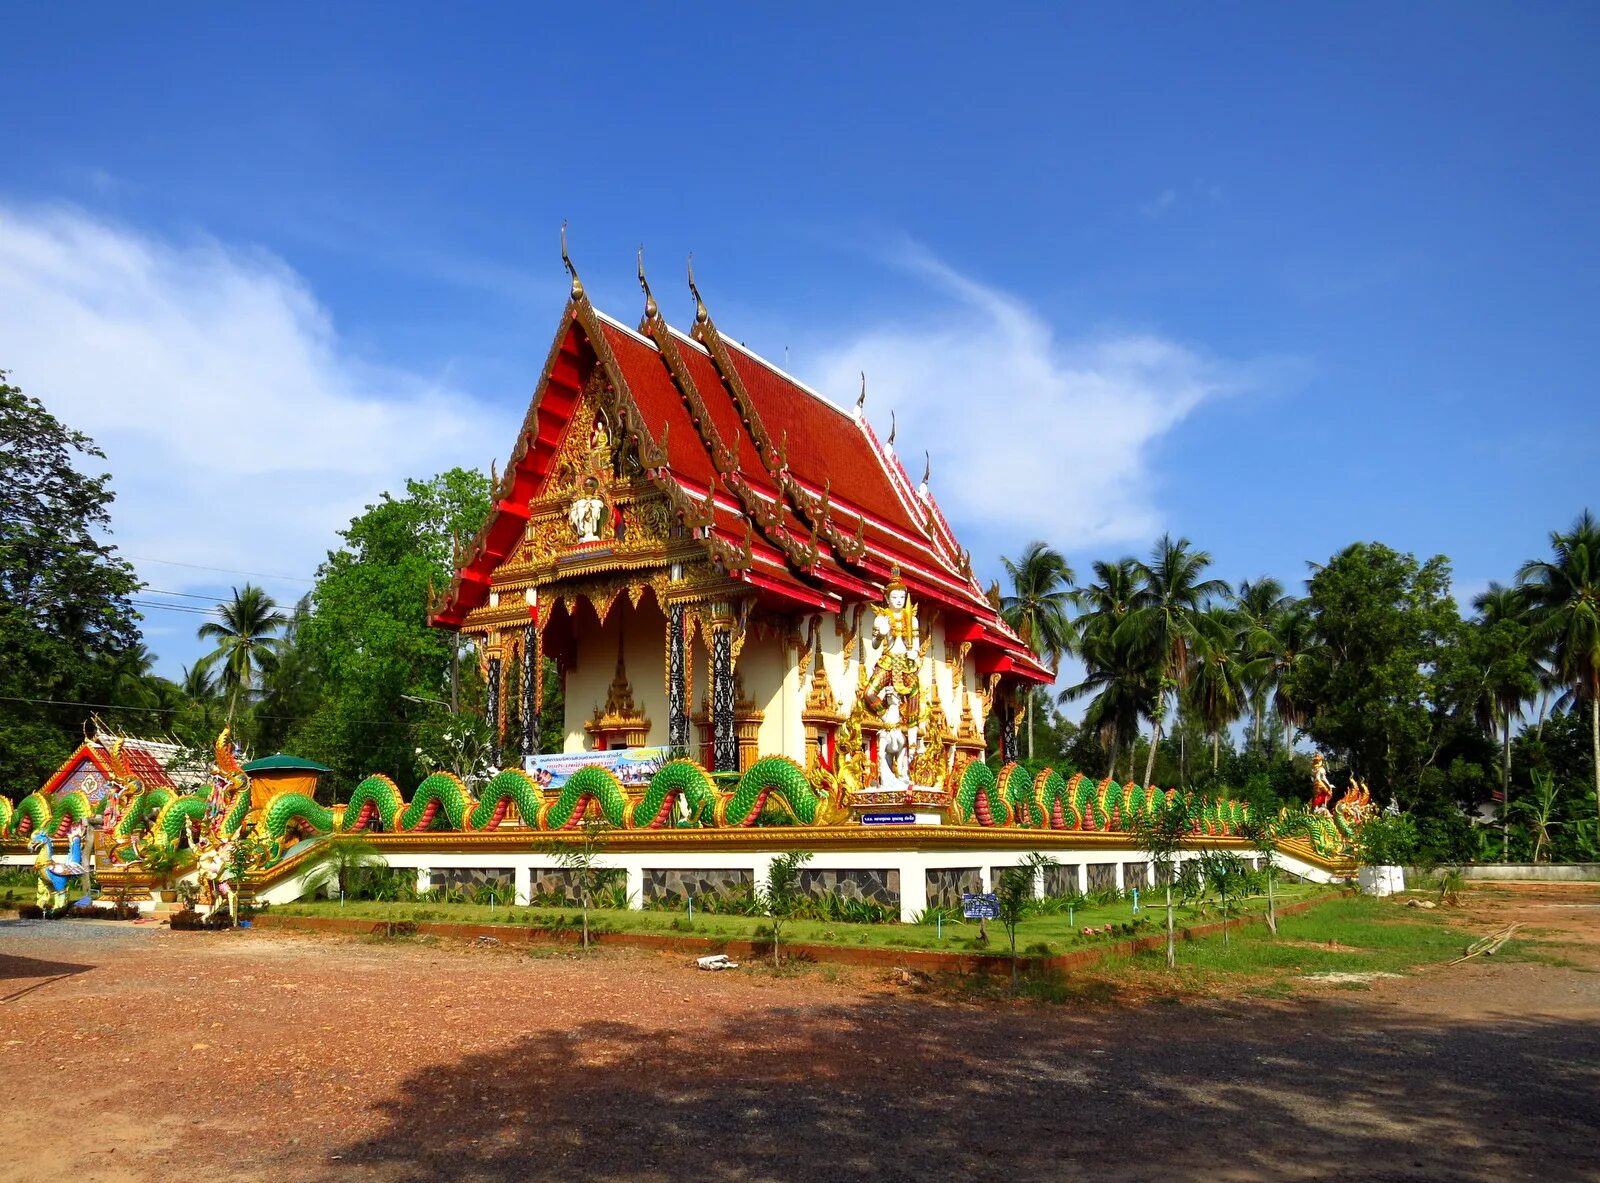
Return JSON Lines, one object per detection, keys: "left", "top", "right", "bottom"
{"left": 240, "top": 753, "right": 333, "bottom": 774}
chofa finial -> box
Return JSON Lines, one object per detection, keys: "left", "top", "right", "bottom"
{"left": 921, "top": 450, "right": 931, "bottom": 491}
{"left": 561, "top": 221, "right": 583, "bottom": 300}
{"left": 636, "top": 245, "right": 658, "bottom": 320}
{"left": 854, "top": 372, "right": 866, "bottom": 420}
{"left": 687, "top": 253, "right": 708, "bottom": 324}
{"left": 886, "top": 409, "right": 896, "bottom": 449}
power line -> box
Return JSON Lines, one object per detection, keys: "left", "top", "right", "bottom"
{"left": 0, "top": 693, "right": 424, "bottom": 729}
{"left": 141, "top": 588, "right": 225, "bottom": 601}
{"left": 130, "top": 599, "right": 224, "bottom": 616}
{"left": 124, "top": 555, "right": 314, "bottom": 584}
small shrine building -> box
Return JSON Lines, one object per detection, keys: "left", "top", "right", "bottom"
{"left": 429, "top": 253, "right": 1051, "bottom": 818}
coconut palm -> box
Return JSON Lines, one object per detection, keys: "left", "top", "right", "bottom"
{"left": 1468, "top": 582, "right": 1542, "bottom": 857}
{"left": 1120, "top": 535, "right": 1229, "bottom": 787}
{"left": 1186, "top": 607, "right": 1257, "bottom": 772}
{"left": 1061, "top": 626, "right": 1154, "bottom": 780}
{"left": 1517, "top": 510, "right": 1600, "bottom": 818}
{"left": 999, "top": 541, "right": 1076, "bottom": 759}
{"left": 1258, "top": 605, "right": 1320, "bottom": 750}
{"left": 197, "top": 584, "right": 289, "bottom": 726}
{"left": 1229, "top": 577, "right": 1294, "bottom": 748}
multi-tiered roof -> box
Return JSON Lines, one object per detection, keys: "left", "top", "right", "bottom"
{"left": 431, "top": 254, "right": 1050, "bottom": 686}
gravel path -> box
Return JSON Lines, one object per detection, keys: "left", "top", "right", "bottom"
{"left": 2, "top": 887, "right": 1598, "bottom": 1183}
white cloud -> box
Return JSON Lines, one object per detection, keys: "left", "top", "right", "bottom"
{"left": 1140, "top": 188, "right": 1178, "bottom": 218}
{"left": 809, "top": 242, "right": 1251, "bottom": 548}
{"left": 0, "top": 202, "right": 497, "bottom": 642}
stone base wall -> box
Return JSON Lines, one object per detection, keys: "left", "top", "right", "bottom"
{"left": 643, "top": 868, "right": 754, "bottom": 904}
{"left": 436, "top": 867, "right": 513, "bottom": 892}
{"left": 798, "top": 868, "right": 898, "bottom": 906}
{"left": 925, "top": 867, "right": 981, "bottom": 909}
{"left": 1122, "top": 862, "right": 1148, "bottom": 891}
{"left": 526, "top": 867, "right": 622, "bottom": 905}
{"left": 1043, "top": 866, "right": 1079, "bottom": 897}
{"left": 1086, "top": 862, "right": 1117, "bottom": 892}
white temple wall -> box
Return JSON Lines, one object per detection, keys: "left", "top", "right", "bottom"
{"left": 737, "top": 632, "right": 794, "bottom": 759}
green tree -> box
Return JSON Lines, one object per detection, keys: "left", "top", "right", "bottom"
{"left": 1000, "top": 542, "right": 1075, "bottom": 760}
{"left": 304, "top": 834, "right": 386, "bottom": 900}
{"left": 1129, "top": 792, "right": 1195, "bottom": 968}
{"left": 1518, "top": 510, "right": 1600, "bottom": 819}
{"left": 1229, "top": 578, "right": 1294, "bottom": 748}
{"left": 1064, "top": 558, "right": 1152, "bottom": 780}
{"left": 1451, "top": 586, "right": 1541, "bottom": 857}
{"left": 1290, "top": 543, "right": 1458, "bottom": 801}
{"left": 1237, "top": 803, "right": 1307, "bottom": 935}
{"left": 0, "top": 373, "right": 141, "bottom": 789}
{"left": 287, "top": 468, "right": 492, "bottom": 792}
{"left": 994, "top": 852, "right": 1057, "bottom": 987}
{"left": 1122, "top": 535, "right": 1229, "bottom": 788}
{"left": 759, "top": 849, "right": 813, "bottom": 968}
{"left": 543, "top": 817, "right": 615, "bottom": 950}
{"left": 197, "top": 584, "right": 288, "bottom": 730}
{"left": 1186, "top": 606, "right": 1255, "bottom": 773}
{"left": 1258, "top": 605, "right": 1320, "bottom": 750}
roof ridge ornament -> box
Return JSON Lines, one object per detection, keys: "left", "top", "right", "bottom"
{"left": 853, "top": 372, "right": 866, "bottom": 421}
{"left": 687, "top": 253, "right": 709, "bottom": 324}
{"left": 920, "top": 450, "right": 931, "bottom": 496}
{"left": 886, "top": 410, "right": 896, "bottom": 450}
{"left": 560, "top": 220, "right": 584, "bottom": 301}
{"left": 636, "top": 245, "right": 658, "bottom": 321}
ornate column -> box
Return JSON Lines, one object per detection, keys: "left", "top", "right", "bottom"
{"left": 710, "top": 621, "right": 736, "bottom": 773}
{"left": 667, "top": 603, "right": 689, "bottom": 753}
{"left": 485, "top": 652, "right": 503, "bottom": 764}
{"left": 999, "top": 689, "right": 1018, "bottom": 763}
{"left": 520, "top": 631, "right": 537, "bottom": 759}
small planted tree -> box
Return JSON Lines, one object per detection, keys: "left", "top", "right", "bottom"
{"left": 1194, "top": 849, "right": 1252, "bottom": 947}
{"left": 759, "top": 850, "right": 813, "bottom": 968}
{"left": 995, "top": 852, "right": 1058, "bottom": 988}
{"left": 1129, "top": 791, "right": 1195, "bottom": 968}
{"left": 542, "top": 816, "right": 614, "bottom": 950}
{"left": 1238, "top": 805, "right": 1309, "bottom": 936}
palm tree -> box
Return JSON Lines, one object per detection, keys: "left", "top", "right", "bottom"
{"left": 1062, "top": 627, "right": 1154, "bottom": 780}
{"left": 1229, "top": 577, "right": 1293, "bottom": 748}
{"left": 1518, "top": 511, "right": 1600, "bottom": 819}
{"left": 999, "top": 541, "right": 1076, "bottom": 759}
{"left": 1258, "top": 605, "right": 1319, "bottom": 750}
{"left": 1120, "top": 535, "right": 1229, "bottom": 787}
{"left": 197, "top": 584, "right": 289, "bottom": 727}
{"left": 1469, "top": 582, "right": 1541, "bottom": 857}
{"left": 1187, "top": 607, "right": 1255, "bottom": 772}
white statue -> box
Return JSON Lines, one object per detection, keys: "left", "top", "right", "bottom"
{"left": 569, "top": 477, "right": 606, "bottom": 543}
{"left": 875, "top": 689, "right": 924, "bottom": 792}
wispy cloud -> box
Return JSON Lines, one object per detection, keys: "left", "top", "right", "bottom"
{"left": 809, "top": 241, "right": 1258, "bottom": 548}
{"left": 0, "top": 202, "right": 497, "bottom": 625}
{"left": 1140, "top": 188, "right": 1178, "bottom": 219}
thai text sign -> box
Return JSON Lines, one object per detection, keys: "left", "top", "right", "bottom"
{"left": 962, "top": 892, "right": 1000, "bottom": 920}
{"left": 860, "top": 812, "right": 918, "bottom": 825}
{"left": 523, "top": 747, "right": 670, "bottom": 790}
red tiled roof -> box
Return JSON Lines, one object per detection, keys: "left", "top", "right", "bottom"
{"left": 432, "top": 291, "right": 1051, "bottom": 683}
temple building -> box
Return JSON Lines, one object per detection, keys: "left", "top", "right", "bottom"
{"left": 428, "top": 250, "right": 1050, "bottom": 818}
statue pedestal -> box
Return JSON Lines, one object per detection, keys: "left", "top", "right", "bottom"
{"left": 848, "top": 784, "right": 949, "bottom": 825}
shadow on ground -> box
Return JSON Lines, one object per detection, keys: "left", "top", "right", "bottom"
{"left": 308, "top": 993, "right": 1600, "bottom": 1182}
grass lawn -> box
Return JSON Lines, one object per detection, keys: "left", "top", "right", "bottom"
{"left": 267, "top": 883, "right": 1333, "bottom": 956}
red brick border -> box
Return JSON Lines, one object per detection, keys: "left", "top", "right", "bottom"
{"left": 250, "top": 896, "right": 1326, "bottom": 977}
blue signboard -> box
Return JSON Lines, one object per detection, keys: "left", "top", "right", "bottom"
{"left": 962, "top": 892, "right": 1000, "bottom": 920}
{"left": 860, "top": 811, "right": 917, "bottom": 826}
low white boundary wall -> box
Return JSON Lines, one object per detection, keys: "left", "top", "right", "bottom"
{"left": 256, "top": 842, "right": 1344, "bottom": 922}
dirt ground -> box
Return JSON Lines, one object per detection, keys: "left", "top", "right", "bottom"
{"left": 3, "top": 884, "right": 1599, "bottom": 1183}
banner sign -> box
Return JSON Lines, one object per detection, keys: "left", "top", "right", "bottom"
{"left": 523, "top": 747, "right": 671, "bottom": 791}
{"left": 961, "top": 892, "right": 1000, "bottom": 920}
{"left": 860, "top": 812, "right": 918, "bottom": 826}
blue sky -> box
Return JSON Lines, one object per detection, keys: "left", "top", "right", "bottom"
{"left": 1, "top": 3, "right": 1596, "bottom": 687}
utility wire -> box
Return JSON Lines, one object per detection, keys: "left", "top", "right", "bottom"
{"left": 124, "top": 554, "right": 314, "bottom": 584}
{"left": 0, "top": 693, "right": 427, "bottom": 729}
